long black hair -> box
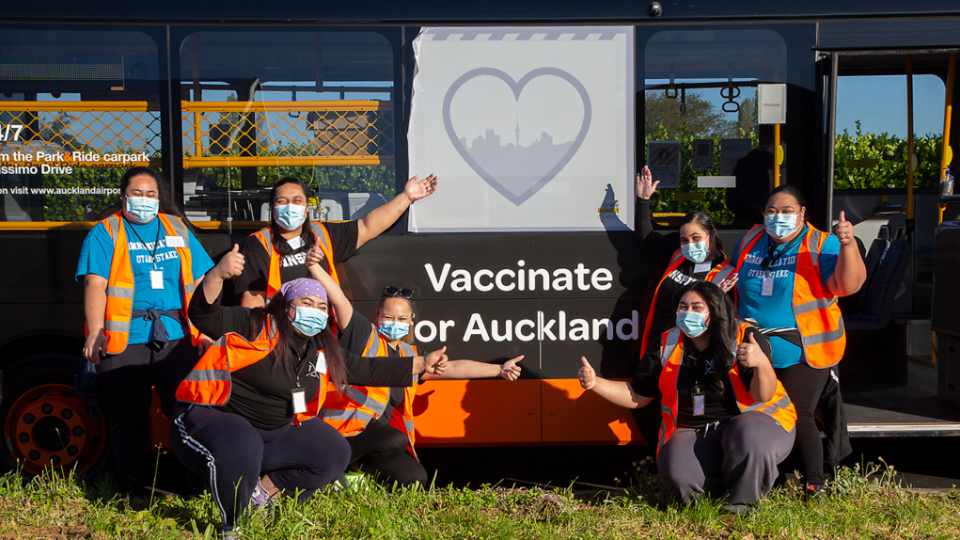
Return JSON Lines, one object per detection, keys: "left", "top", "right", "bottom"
{"left": 269, "top": 177, "right": 316, "bottom": 257}
{"left": 673, "top": 280, "right": 741, "bottom": 390}
{"left": 247, "top": 291, "right": 347, "bottom": 390}
{"left": 678, "top": 211, "right": 724, "bottom": 253}
{"left": 119, "top": 166, "right": 186, "bottom": 220}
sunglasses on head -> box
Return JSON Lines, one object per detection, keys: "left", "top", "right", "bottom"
{"left": 382, "top": 286, "right": 414, "bottom": 299}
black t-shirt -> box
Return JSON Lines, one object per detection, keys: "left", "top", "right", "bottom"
{"left": 235, "top": 220, "right": 360, "bottom": 297}
{"left": 631, "top": 327, "right": 770, "bottom": 429}
{"left": 336, "top": 310, "right": 418, "bottom": 426}
{"left": 635, "top": 197, "right": 730, "bottom": 354}
{"left": 186, "top": 288, "right": 415, "bottom": 430}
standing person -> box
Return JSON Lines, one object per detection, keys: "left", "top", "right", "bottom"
{"left": 633, "top": 165, "right": 737, "bottom": 451}
{"left": 303, "top": 250, "right": 522, "bottom": 486}
{"left": 172, "top": 250, "right": 448, "bottom": 538}
{"left": 731, "top": 185, "right": 865, "bottom": 496}
{"left": 578, "top": 281, "right": 795, "bottom": 514}
{"left": 76, "top": 167, "right": 215, "bottom": 496}
{"left": 237, "top": 174, "right": 438, "bottom": 307}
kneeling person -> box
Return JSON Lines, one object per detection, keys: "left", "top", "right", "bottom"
{"left": 579, "top": 281, "right": 795, "bottom": 513}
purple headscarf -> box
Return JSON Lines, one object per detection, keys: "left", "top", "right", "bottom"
{"left": 280, "top": 278, "right": 327, "bottom": 303}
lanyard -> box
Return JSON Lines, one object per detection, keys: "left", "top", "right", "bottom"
{"left": 293, "top": 340, "right": 312, "bottom": 391}
{"left": 761, "top": 226, "right": 806, "bottom": 276}
{"left": 126, "top": 217, "right": 163, "bottom": 270}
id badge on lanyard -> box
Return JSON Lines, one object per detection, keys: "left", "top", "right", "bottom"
{"left": 150, "top": 269, "right": 164, "bottom": 290}
{"left": 761, "top": 275, "right": 774, "bottom": 297}
{"left": 292, "top": 387, "right": 307, "bottom": 414}
{"left": 692, "top": 384, "right": 705, "bottom": 416}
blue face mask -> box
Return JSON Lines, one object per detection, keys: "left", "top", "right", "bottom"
{"left": 274, "top": 203, "right": 307, "bottom": 231}
{"left": 676, "top": 310, "right": 710, "bottom": 338}
{"left": 680, "top": 239, "right": 710, "bottom": 264}
{"left": 125, "top": 196, "right": 159, "bottom": 224}
{"left": 765, "top": 213, "right": 799, "bottom": 239}
{"left": 378, "top": 321, "right": 410, "bottom": 341}
{"left": 292, "top": 306, "right": 328, "bottom": 336}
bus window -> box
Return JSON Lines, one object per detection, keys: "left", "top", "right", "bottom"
{"left": 0, "top": 29, "right": 160, "bottom": 223}
{"left": 834, "top": 74, "right": 945, "bottom": 190}
{"left": 642, "top": 29, "right": 788, "bottom": 227}
{"left": 178, "top": 31, "right": 396, "bottom": 224}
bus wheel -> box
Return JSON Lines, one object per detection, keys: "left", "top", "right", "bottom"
{"left": 0, "top": 354, "right": 106, "bottom": 477}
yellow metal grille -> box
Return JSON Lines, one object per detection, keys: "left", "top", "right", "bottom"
{"left": 0, "top": 101, "right": 160, "bottom": 164}
{"left": 181, "top": 100, "right": 395, "bottom": 168}
{"left": 0, "top": 100, "right": 394, "bottom": 168}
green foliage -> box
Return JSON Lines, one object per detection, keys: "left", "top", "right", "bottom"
{"left": 644, "top": 123, "right": 754, "bottom": 225}
{"left": 834, "top": 121, "right": 943, "bottom": 190}
{"left": 1, "top": 461, "right": 959, "bottom": 539}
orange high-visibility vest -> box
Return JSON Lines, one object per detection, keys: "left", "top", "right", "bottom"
{"left": 176, "top": 316, "right": 330, "bottom": 426}
{"left": 320, "top": 324, "right": 392, "bottom": 436}
{"left": 656, "top": 322, "right": 796, "bottom": 455}
{"left": 321, "top": 333, "right": 420, "bottom": 459}
{"left": 733, "top": 224, "right": 846, "bottom": 368}
{"left": 96, "top": 212, "right": 200, "bottom": 354}
{"left": 251, "top": 222, "right": 338, "bottom": 300}
{"left": 388, "top": 341, "right": 420, "bottom": 460}
{"left": 639, "top": 249, "right": 734, "bottom": 356}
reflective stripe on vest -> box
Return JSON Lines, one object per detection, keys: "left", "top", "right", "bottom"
{"left": 252, "top": 222, "right": 339, "bottom": 300}
{"left": 320, "top": 324, "right": 392, "bottom": 436}
{"left": 655, "top": 323, "right": 797, "bottom": 456}
{"left": 98, "top": 212, "right": 199, "bottom": 354}
{"left": 733, "top": 224, "right": 845, "bottom": 368}
{"left": 639, "top": 249, "right": 733, "bottom": 356}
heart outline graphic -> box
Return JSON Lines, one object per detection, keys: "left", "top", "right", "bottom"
{"left": 442, "top": 67, "right": 592, "bottom": 206}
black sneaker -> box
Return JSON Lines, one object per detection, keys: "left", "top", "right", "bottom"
{"left": 803, "top": 483, "right": 826, "bottom": 502}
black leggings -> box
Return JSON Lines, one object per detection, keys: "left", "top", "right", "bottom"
{"left": 348, "top": 422, "right": 427, "bottom": 487}
{"left": 96, "top": 338, "right": 198, "bottom": 489}
{"left": 775, "top": 363, "right": 830, "bottom": 486}
{"left": 170, "top": 405, "right": 350, "bottom": 528}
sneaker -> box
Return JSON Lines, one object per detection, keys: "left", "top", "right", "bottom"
{"left": 803, "top": 483, "right": 826, "bottom": 502}
{"left": 250, "top": 480, "right": 277, "bottom": 513}
{"left": 219, "top": 525, "right": 237, "bottom": 540}
{"left": 340, "top": 470, "right": 369, "bottom": 490}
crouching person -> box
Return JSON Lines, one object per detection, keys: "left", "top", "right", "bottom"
{"left": 169, "top": 246, "right": 447, "bottom": 538}
{"left": 578, "top": 281, "right": 795, "bottom": 513}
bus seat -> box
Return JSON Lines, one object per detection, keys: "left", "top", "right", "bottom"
{"left": 843, "top": 238, "right": 912, "bottom": 330}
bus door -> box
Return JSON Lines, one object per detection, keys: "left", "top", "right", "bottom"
{"left": 819, "top": 47, "right": 960, "bottom": 435}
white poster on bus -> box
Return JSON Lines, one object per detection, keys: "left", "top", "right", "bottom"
{"left": 407, "top": 27, "right": 635, "bottom": 232}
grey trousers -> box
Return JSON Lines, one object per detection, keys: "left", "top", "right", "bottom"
{"left": 658, "top": 412, "right": 795, "bottom": 509}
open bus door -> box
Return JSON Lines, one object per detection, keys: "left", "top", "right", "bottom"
{"left": 821, "top": 48, "right": 960, "bottom": 436}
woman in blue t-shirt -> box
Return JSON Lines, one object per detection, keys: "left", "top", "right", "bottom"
{"left": 730, "top": 184, "right": 865, "bottom": 496}
{"left": 76, "top": 167, "right": 214, "bottom": 496}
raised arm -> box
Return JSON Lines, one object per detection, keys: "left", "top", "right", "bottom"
{"left": 578, "top": 357, "right": 652, "bottom": 409}
{"left": 305, "top": 242, "right": 353, "bottom": 329}
{"left": 827, "top": 211, "right": 867, "bottom": 297}
{"left": 82, "top": 274, "right": 109, "bottom": 364}
{"left": 634, "top": 166, "right": 678, "bottom": 264}
{"left": 421, "top": 355, "right": 523, "bottom": 381}
{"left": 356, "top": 174, "right": 438, "bottom": 248}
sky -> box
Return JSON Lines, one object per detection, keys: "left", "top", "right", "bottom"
{"left": 836, "top": 75, "right": 945, "bottom": 137}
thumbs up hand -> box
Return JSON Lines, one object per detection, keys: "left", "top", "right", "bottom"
{"left": 214, "top": 243, "right": 245, "bottom": 280}
{"left": 736, "top": 331, "right": 769, "bottom": 368}
{"left": 835, "top": 210, "right": 855, "bottom": 247}
{"left": 499, "top": 355, "right": 524, "bottom": 381}
{"left": 578, "top": 357, "right": 597, "bottom": 391}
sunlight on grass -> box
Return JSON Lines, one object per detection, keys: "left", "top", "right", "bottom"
{"left": 0, "top": 460, "right": 956, "bottom": 539}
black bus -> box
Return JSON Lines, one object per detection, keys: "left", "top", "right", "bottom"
{"left": 1, "top": 0, "right": 959, "bottom": 476}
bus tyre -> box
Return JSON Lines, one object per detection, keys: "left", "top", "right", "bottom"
{"left": 0, "top": 353, "right": 106, "bottom": 477}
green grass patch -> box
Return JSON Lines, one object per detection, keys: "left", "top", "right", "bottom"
{"left": 0, "top": 460, "right": 957, "bottom": 539}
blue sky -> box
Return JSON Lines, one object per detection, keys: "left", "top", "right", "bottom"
{"left": 837, "top": 75, "right": 944, "bottom": 138}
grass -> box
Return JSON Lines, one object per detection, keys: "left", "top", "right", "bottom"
{"left": 0, "top": 459, "right": 957, "bottom": 539}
